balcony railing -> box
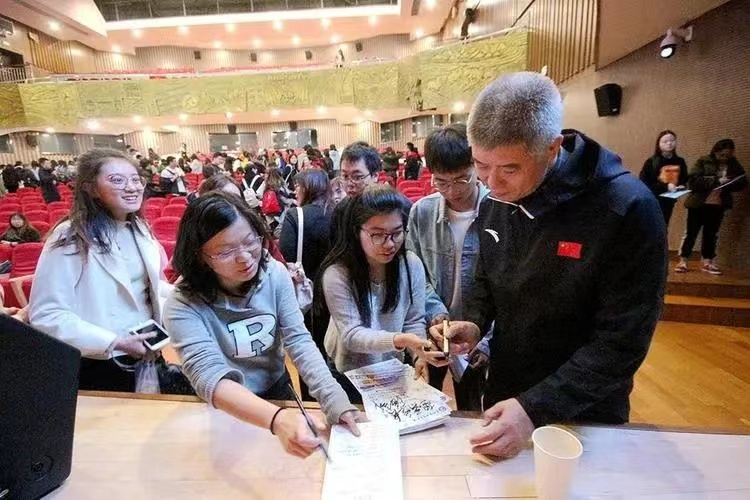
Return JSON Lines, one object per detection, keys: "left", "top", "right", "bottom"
{"left": 0, "top": 65, "right": 28, "bottom": 83}
{"left": 95, "top": 0, "right": 397, "bottom": 22}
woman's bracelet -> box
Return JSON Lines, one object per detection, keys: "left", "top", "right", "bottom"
{"left": 269, "top": 407, "right": 286, "bottom": 435}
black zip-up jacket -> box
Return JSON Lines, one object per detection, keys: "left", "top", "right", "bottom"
{"left": 466, "top": 131, "right": 667, "bottom": 426}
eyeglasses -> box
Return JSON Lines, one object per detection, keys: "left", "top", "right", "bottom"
{"left": 106, "top": 174, "right": 145, "bottom": 190}
{"left": 204, "top": 234, "right": 263, "bottom": 262}
{"left": 361, "top": 228, "right": 406, "bottom": 246}
{"left": 431, "top": 171, "right": 475, "bottom": 191}
{"left": 341, "top": 173, "right": 372, "bottom": 185}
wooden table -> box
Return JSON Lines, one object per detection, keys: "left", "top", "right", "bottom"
{"left": 46, "top": 394, "right": 750, "bottom": 499}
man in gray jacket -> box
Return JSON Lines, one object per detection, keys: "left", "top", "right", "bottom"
{"left": 406, "top": 124, "right": 491, "bottom": 410}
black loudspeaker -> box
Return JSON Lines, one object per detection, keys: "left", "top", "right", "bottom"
{"left": 355, "top": 42, "right": 363, "bottom": 52}
{"left": 250, "top": 52, "right": 257, "bottom": 63}
{"left": 227, "top": 124, "right": 237, "bottom": 135}
{"left": 25, "top": 134, "right": 38, "bottom": 147}
{"left": 193, "top": 50, "right": 201, "bottom": 60}
{"left": 594, "top": 83, "right": 622, "bottom": 117}
{"left": 304, "top": 50, "right": 312, "bottom": 60}
{"left": 289, "top": 121, "right": 298, "bottom": 131}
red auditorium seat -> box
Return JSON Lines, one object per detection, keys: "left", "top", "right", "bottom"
{"left": 32, "top": 221, "right": 50, "bottom": 238}
{"left": 47, "top": 201, "right": 71, "bottom": 210}
{"left": 0, "top": 244, "right": 13, "bottom": 264}
{"left": 0, "top": 202, "right": 21, "bottom": 212}
{"left": 144, "top": 198, "right": 168, "bottom": 210}
{"left": 0, "top": 242, "right": 44, "bottom": 308}
{"left": 23, "top": 211, "right": 49, "bottom": 224}
{"left": 0, "top": 209, "right": 20, "bottom": 219}
{"left": 151, "top": 217, "right": 181, "bottom": 242}
{"left": 167, "top": 197, "right": 187, "bottom": 206}
{"left": 396, "top": 180, "right": 423, "bottom": 191}
{"left": 22, "top": 203, "right": 47, "bottom": 213}
{"left": 161, "top": 205, "right": 186, "bottom": 218}
{"left": 159, "top": 240, "right": 176, "bottom": 260}
{"left": 144, "top": 206, "right": 162, "bottom": 223}
{"left": 48, "top": 209, "right": 70, "bottom": 224}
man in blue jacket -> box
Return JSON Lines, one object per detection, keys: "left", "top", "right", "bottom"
{"left": 430, "top": 72, "right": 667, "bottom": 458}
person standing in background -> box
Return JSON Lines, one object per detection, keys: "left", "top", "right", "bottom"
{"left": 2, "top": 163, "right": 20, "bottom": 193}
{"left": 329, "top": 144, "right": 341, "bottom": 177}
{"left": 675, "top": 139, "right": 747, "bottom": 275}
{"left": 39, "top": 157, "right": 61, "bottom": 203}
{"left": 639, "top": 130, "right": 688, "bottom": 228}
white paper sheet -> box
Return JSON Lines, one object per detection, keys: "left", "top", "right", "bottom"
{"left": 321, "top": 422, "right": 403, "bottom": 500}
{"left": 659, "top": 189, "right": 691, "bottom": 199}
{"left": 345, "top": 359, "right": 453, "bottom": 434}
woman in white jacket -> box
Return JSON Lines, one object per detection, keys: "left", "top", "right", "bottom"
{"left": 29, "top": 148, "right": 172, "bottom": 392}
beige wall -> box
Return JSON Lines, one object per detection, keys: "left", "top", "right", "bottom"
{"left": 559, "top": 0, "right": 749, "bottom": 271}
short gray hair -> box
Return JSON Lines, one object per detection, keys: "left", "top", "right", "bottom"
{"left": 468, "top": 72, "right": 563, "bottom": 157}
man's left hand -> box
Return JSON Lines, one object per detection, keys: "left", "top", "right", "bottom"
{"left": 469, "top": 398, "right": 535, "bottom": 458}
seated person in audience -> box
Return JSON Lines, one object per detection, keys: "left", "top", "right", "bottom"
{"left": 1, "top": 213, "right": 41, "bottom": 246}
{"left": 429, "top": 72, "right": 666, "bottom": 458}
{"left": 316, "top": 184, "right": 446, "bottom": 403}
{"left": 164, "top": 192, "right": 362, "bottom": 458}
{"left": 29, "top": 148, "right": 174, "bottom": 392}
{"left": 406, "top": 124, "right": 491, "bottom": 410}
{"left": 160, "top": 155, "right": 187, "bottom": 195}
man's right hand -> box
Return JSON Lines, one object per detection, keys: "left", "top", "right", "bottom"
{"left": 428, "top": 320, "right": 480, "bottom": 356}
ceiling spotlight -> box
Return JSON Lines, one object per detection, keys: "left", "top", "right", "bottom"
{"left": 225, "top": 111, "right": 233, "bottom": 119}
{"left": 425, "top": 0, "right": 437, "bottom": 10}
{"left": 48, "top": 21, "right": 60, "bottom": 31}
{"left": 453, "top": 101, "right": 465, "bottom": 112}
{"left": 330, "top": 34, "right": 341, "bottom": 44}
{"left": 213, "top": 41, "right": 222, "bottom": 48}
{"left": 178, "top": 26, "right": 189, "bottom": 35}
{"left": 273, "top": 20, "right": 283, "bottom": 31}
{"left": 364, "top": 109, "right": 373, "bottom": 117}
{"left": 179, "top": 113, "right": 188, "bottom": 121}
{"left": 86, "top": 120, "right": 99, "bottom": 130}
{"left": 112, "top": 45, "right": 121, "bottom": 53}
{"left": 132, "top": 29, "right": 143, "bottom": 38}
{"left": 316, "top": 106, "right": 327, "bottom": 114}
{"left": 659, "top": 26, "right": 693, "bottom": 59}
{"left": 369, "top": 15, "right": 378, "bottom": 26}
{"left": 271, "top": 109, "right": 280, "bottom": 116}
{"left": 253, "top": 38, "right": 262, "bottom": 48}
{"left": 45, "top": 127, "right": 55, "bottom": 134}
{"left": 225, "top": 23, "right": 236, "bottom": 33}
{"left": 321, "top": 18, "right": 331, "bottom": 29}
{"left": 132, "top": 115, "right": 142, "bottom": 123}
{"left": 292, "top": 35, "right": 300, "bottom": 46}
{"left": 415, "top": 28, "right": 424, "bottom": 39}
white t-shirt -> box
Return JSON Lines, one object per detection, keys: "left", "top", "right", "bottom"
{"left": 446, "top": 206, "right": 475, "bottom": 316}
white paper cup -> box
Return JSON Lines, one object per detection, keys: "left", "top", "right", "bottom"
{"left": 532, "top": 426, "right": 583, "bottom": 500}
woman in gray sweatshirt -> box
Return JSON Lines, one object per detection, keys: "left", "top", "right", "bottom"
{"left": 315, "top": 184, "right": 448, "bottom": 402}
{"left": 164, "top": 192, "right": 361, "bottom": 459}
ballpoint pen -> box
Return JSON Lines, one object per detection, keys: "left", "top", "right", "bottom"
{"left": 287, "top": 381, "right": 331, "bottom": 462}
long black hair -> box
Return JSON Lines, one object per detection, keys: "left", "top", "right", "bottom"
{"left": 52, "top": 148, "right": 147, "bottom": 256}
{"left": 173, "top": 192, "right": 270, "bottom": 303}
{"left": 315, "top": 184, "right": 412, "bottom": 326}
{"left": 653, "top": 130, "right": 678, "bottom": 157}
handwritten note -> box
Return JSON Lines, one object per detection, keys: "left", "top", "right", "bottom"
{"left": 321, "top": 422, "right": 403, "bottom": 500}
{"left": 345, "top": 359, "right": 452, "bottom": 434}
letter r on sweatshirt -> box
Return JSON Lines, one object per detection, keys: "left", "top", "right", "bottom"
{"left": 227, "top": 314, "right": 277, "bottom": 358}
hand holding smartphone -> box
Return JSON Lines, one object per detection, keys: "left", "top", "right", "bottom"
{"left": 128, "top": 319, "right": 170, "bottom": 351}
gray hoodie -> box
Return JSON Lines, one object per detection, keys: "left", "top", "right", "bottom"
{"left": 164, "top": 257, "right": 354, "bottom": 424}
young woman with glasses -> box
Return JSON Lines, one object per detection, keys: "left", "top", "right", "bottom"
{"left": 29, "top": 148, "right": 173, "bottom": 392}
{"left": 164, "top": 192, "right": 362, "bottom": 459}
{"left": 315, "top": 184, "right": 446, "bottom": 402}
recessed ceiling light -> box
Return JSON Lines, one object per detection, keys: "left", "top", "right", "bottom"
{"left": 453, "top": 101, "right": 465, "bottom": 112}
{"left": 316, "top": 106, "right": 327, "bottom": 114}
{"left": 321, "top": 18, "right": 331, "bottom": 29}
{"left": 86, "top": 120, "right": 99, "bottom": 130}
{"left": 253, "top": 38, "right": 262, "bottom": 48}
{"left": 452, "top": 26, "right": 460, "bottom": 37}
{"left": 179, "top": 113, "right": 188, "bottom": 121}
{"left": 45, "top": 127, "right": 55, "bottom": 134}
{"left": 178, "top": 26, "right": 189, "bottom": 34}
{"left": 331, "top": 34, "right": 341, "bottom": 44}
{"left": 425, "top": 0, "right": 437, "bottom": 10}
{"left": 415, "top": 29, "right": 424, "bottom": 39}
{"left": 112, "top": 45, "right": 121, "bottom": 53}
{"left": 225, "top": 111, "right": 233, "bottom": 119}
{"left": 132, "top": 29, "right": 143, "bottom": 38}
{"left": 273, "top": 20, "right": 283, "bottom": 31}
{"left": 271, "top": 109, "right": 280, "bottom": 116}
{"left": 225, "top": 23, "right": 236, "bottom": 33}
{"left": 364, "top": 110, "right": 373, "bottom": 117}
{"left": 132, "top": 115, "right": 142, "bottom": 123}
{"left": 70, "top": 48, "right": 82, "bottom": 56}
{"left": 369, "top": 16, "right": 378, "bottom": 26}
{"left": 292, "top": 35, "right": 300, "bottom": 46}
{"left": 48, "top": 21, "right": 60, "bottom": 31}
{"left": 213, "top": 41, "right": 222, "bottom": 48}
